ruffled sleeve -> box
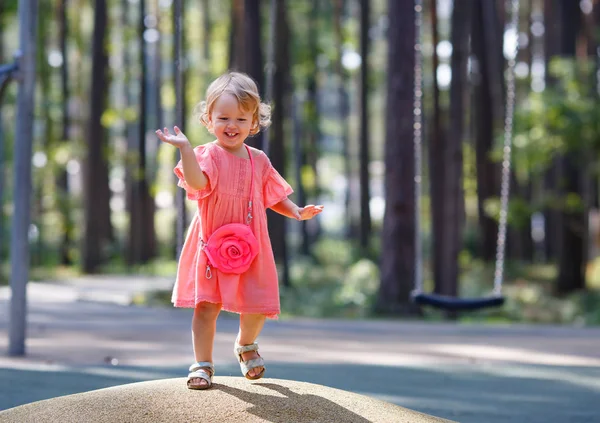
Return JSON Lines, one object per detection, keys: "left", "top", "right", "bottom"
{"left": 173, "top": 145, "right": 217, "bottom": 200}
{"left": 263, "top": 163, "right": 294, "bottom": 208}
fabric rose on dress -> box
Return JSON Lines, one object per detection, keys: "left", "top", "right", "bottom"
{"left": 204, "top": 224, "right": 259, "bottom": 274}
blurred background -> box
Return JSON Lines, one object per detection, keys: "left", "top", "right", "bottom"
{"left": 1, "top": 0, "right": 600, "bottom": 324}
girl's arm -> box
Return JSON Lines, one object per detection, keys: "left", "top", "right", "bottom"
{"left": 179, "top": 144, "right": 208, "bottom": 190}
{"left": 156, "top": 126, "right": 208, "bottom": 190}
{"left": 270, "top": 198, "right": 324, "bottom": 220}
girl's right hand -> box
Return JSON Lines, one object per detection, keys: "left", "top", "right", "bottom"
{"left": 156, "top": 126, "right": 190, "bottom": 149}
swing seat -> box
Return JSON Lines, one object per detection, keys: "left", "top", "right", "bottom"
{"left": 412, "top": 292, "right": 505, "bottom": 311}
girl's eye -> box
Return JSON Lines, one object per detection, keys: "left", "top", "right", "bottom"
{"left": 238, "top": 118, "right": 247, "bottom": 122}
{"left": 219, "top": 117, "right": 228, "bottom": 120}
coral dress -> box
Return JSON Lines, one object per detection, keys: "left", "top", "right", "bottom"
{"left": 172, "top": 141, "right": 293, "bottom": 319}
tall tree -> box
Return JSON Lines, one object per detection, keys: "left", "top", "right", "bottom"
{"left": 291, "top": 93, "right": 309, "bottom": 256}
{"left": 333, "top": 0, "right": 352, "bottom": 238}
{"left": 228, "top": 0, "right": 245, "bottom": 71}
{"left": 436, "top": 1, "right": 472, "bottom": 297}
{"left": 376, "top": 0, "right": 417, "bottom": 314}
{"left": 267, "top": 0, "right": 291, "bottom": 286}
{"left": 542, "top": 0, "right": 561, "bottom": 261}
{"left": 358, "top": 0, "right": 371, "bottom": 251}
{"left": 150, "top": 0, "right": 163, "bottom": 137}
{"left": 506, "top": 0, "right": 534, "bottom": 262}
{"left": 57, "top": 0, "right": 73, "bottom": 265}
{"left": 472, "top": 0, "right": 504, "bottom": 262}
{"left": 147, "top": 0, "right": 163, "bottom": 185}
{"left": 128, "top": 0, "right": 156, "bottom": 264}
{"left": 202, "top": 0, "right": 211, "bottom": 80}
{"left": 174, "top": 0, "right": 187, "bottom": 258}
{"left": 0, "top": 2, "right": 7, "bottom": 272}
{"left": 32, "top": 0, "right": 54, "bottom": 266}
{"left": 301, "top": 0, "right": 322, "bottom": 249}
{"left": 555, "top": 0, "right": 586, "bottom": 294}
{"left": 428, "top": 0, "right": 444, "bottom": 295}
{"left": 228, "top": 0, "right": 265, "bottom": 150}
{"left": 83, "top": 0, "right": 113, "bottom": 272}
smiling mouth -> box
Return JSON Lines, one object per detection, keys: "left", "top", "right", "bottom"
{"left": 226, "top": 132, "right": 238, "bottom": 138}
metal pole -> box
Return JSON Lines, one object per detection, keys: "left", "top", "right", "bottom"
{"left": 9, "top": 0, "right": 38, "bottom": 357}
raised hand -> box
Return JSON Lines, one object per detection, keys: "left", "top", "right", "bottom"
{"left": 155, "top": 126, "right": 190, "bottom": 149}
{"left": 294, "top": 204, "right": 324, "bottom": 221}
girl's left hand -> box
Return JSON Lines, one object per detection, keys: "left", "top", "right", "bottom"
{"left": 295, "top": 205, "right": 324, "bottom": 221}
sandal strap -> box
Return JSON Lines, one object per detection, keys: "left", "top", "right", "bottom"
{"left": 239, "top": 356, "right": 265, "bottom": 376}
{"left": 187, "top": 368, "right": 213, "bottom": 388}
{"left": 188, "top": 368, "right": 212, "bottom": 380}
{"left": 234, "top": 342, "right": 259, "bottom": 355}
{"left": 188, "top": 361, "right": 214, "bottom": 375}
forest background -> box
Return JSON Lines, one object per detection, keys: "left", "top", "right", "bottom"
{"left": 1, "top": 0, "right": 600, "bottom": 325}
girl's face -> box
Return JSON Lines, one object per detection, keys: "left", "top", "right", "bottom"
{"left": 208, "top": 93, "right": 255, "bottom": 153}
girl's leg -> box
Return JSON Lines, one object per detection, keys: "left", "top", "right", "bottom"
{"left": 190, "top": 301, "right": 221, "bottom": 388}
{"left": 237, "top": 313, "right": 267, "bottom": 378}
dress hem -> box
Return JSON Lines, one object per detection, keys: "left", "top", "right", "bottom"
{"left": 173, "top": 298, "right": 280, "bottom": 320}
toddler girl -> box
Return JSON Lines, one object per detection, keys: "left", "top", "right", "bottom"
{"left": 156, "top": 71, "right": 323, "bottom": 390}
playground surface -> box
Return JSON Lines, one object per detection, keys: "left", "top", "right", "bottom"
{"left": 1, "top": 276, "right": 600, "bottom": 423}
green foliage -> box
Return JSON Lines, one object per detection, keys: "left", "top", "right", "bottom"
{"left": 0, "top": 0, "right": 18, "bottom": 22}
{"left": 279, "top": 238, "right": 380, "bottom": 318}
{"left": 335, "top": 259, "right": 379, "bottom": 309}
{"left": 514, "top": 58, "right": 600, "bottom": 176}
{"left": 453, "top": 258, "right": 600, "bottom": 326}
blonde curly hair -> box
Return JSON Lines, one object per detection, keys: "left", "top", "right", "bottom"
{"left": 196, "top": 72, "right": 271, "bottom": 135}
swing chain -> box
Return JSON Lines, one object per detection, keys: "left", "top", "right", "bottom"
{"left": 412, "top": 0, "right": 520, "bottom": 297}
{"left": 494, "top": 0, "right": 520, "bottom": 295}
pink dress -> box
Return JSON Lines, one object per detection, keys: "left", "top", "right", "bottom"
{"left": 172, "top": 141, "right": 293, "bottom": 319}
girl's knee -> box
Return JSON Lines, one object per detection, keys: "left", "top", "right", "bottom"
{"left": 193, "top": 302, "right": 221, "bottom": 320}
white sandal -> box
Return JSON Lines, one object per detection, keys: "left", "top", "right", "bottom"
{"left": 234, "top": 342, "right": 266, "bottom": 380}
{"left": 187, "top": 361, "right": 214, "bottom": 390}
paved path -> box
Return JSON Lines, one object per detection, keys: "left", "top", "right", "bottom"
{"left": 1, "top": 277, "right": 600, "bottom": 422}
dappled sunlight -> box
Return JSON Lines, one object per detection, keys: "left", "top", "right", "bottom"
{"left": 478, "top": 364, "right": 600, "bottom": 392}
{"left": 425, "top": 344, "right": 600, "bottom": 366}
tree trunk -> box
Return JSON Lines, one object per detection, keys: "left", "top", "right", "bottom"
{"left": 57, "top": 0, "right": 73, "bottom": 265}
{"left": 267, "top": 0, "right": 291, "bottom": 286}
{"left": 202, "top": 0, "right": 211, "bottom": 80}
{"left": 83, "top": 0, "right": 112, "bottom": 273}
{"left": 376, "top": 0, "right": 418, "bottom": 315}
{"left": 428, "top": 0, "right": 444, "bottom": 293}
{"left": 334, "top": 0, "right": 353, "bottom": 238}
{"left": 128, "top": 0, "right": 156, "bottom": 265}
{"left": 227, "top": 0, "right": 264, "bottom": 149}
{"left": 228, "top": 0, "right": 245, "bottom": 71}
{"left": 303, "top": 0, "right": 321, "bottom": 247}
{"left": 0, "top": 2, "right": 5, "bottom": 272}
{"left": 149, "top": 0, "right": 163, "bottom": 178}
{"left": 174, "top": 0, "right": 188, "bottom": 259}
{"left": 513, "top": 0, "right": 535, "bottom": 262}
{"left": 472, "top": 0, "right": 503, "bottom": 262}
{"left": 292, "top": 95, "right": 309, "bottom": 256}
{"left": 243, "top": 0, "right": 264, "bottom": 151}
{"left": 543, "top": 0, "right": 561, "bottom": 261}
{"left": 358, "top": 0, "right": 372, "bottom": 251}
{"left": 556, "top": 0, "right": 586, "bottom": 294}
{"left": 438, "top": 1, "right": 472, "bottom": 297}
{"left": 34, "top": 0, "right": 53, "bottom": 266}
